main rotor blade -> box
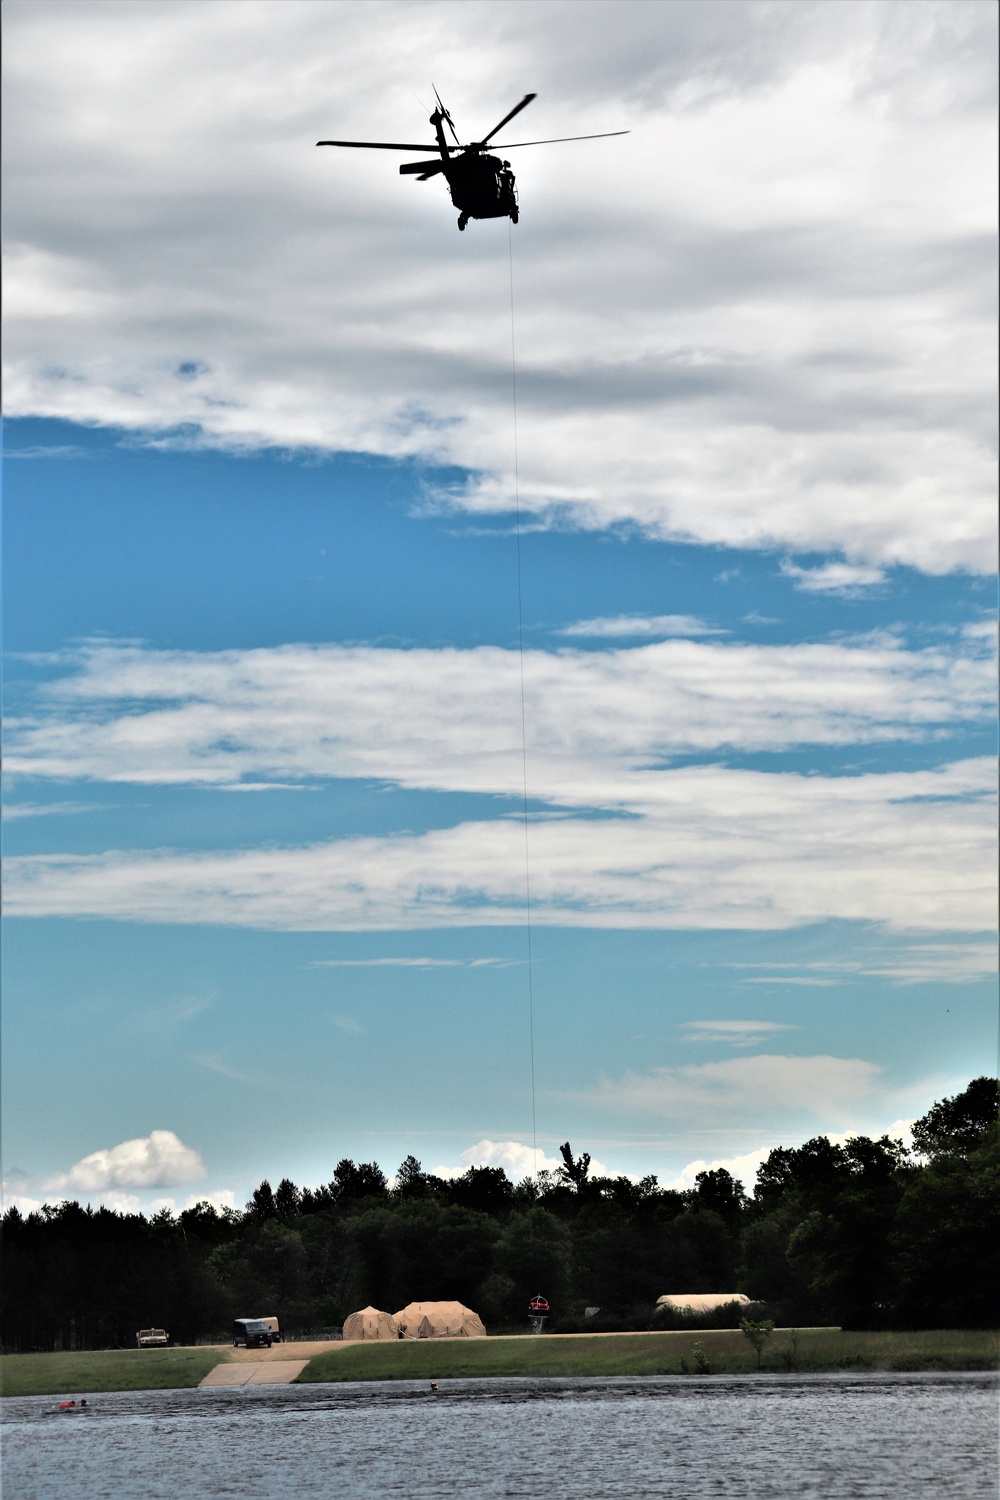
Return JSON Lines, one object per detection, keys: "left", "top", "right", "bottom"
{"left": 432, "top": 83, "right": 462, "bottom": 144}
{"left": 316, "top": 139, "right": 441, "bottom": 151}
{"left": 399, "top": 160, "right": 445, "bottom": 176}
{"left": 479, "top": 92, "right": 536, "bottom": 145}
{"left": 491, "top": 130, "right": 629, "bottom": 150}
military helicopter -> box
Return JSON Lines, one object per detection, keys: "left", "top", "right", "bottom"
{"left": 317, "top": 90, "right": 627, "bottom": 230}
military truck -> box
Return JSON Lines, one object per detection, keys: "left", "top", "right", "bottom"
{"left": 136, "top": 1328, "right": 170, "bottom": 1348}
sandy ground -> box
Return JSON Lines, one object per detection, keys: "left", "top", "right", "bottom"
{"left": 220, "top": 1341, "right": 347, "bottom": 1362}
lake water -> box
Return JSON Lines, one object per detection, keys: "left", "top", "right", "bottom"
{"left": 3, "top": 1373, "right": 996, "bottom": 1499}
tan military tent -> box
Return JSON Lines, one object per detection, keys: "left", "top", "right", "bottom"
{"left": 393, "top": 1301, "right": 486, "bottom": 1339}
{"left": 342, "top": 1305, "right": 399, "bottom": 1340}
{"left": 656, "top": 1293, "right": 751, "bottom": 1315}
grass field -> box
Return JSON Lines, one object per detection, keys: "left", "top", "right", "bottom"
{"left": 300, "top": 1328, "right": 1000, "bottom": 1383}
{"left": 2, "top": 1328, "right": 996, "bottom": 1396}
{"left": 0, "top": 1346, "right": 226, "bottom": 1397}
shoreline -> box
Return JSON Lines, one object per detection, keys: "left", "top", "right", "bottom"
{"left": 4, "top": 1328, "right": 998, "bottom": 1397}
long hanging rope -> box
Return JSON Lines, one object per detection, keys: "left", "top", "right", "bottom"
{"left": 508, "top": 220, "right": 538, "bottom": 1179}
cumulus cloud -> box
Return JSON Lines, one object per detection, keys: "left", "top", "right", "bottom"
{"left": 432, "top": 1138, "right": 571, "bottom": 1181}
{"left": 43, "top": 1130, "right": 207, "bottom": 1192}
{"left": 2, "top": 1180, "right": 236, "bottom": 1217}
{"left": 664, "top": 1113, "right": 919, "bottom": 1191}
{"left": 5, "top": 759, "right": 995, "bottom": 931}
{"left": 665, "top": 1146, "right": 777, "bottom": 1193}
{"left": 3, "top": 1, "right": 995, "bottom": 572}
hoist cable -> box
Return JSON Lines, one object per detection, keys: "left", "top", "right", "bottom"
{"left": 508, "top": 220, "right": 538, "bottom": 1179}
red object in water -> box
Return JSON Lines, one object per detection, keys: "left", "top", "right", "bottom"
{"left": 528, "top": 1296, "right": 550, "bottom": 1314}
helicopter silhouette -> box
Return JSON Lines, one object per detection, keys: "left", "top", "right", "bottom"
{"left": 317, "top": 90, "right": 627, "bottom": 230}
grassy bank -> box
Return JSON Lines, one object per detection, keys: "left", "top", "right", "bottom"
{"left": 0, "top": 1346, "right": 226, "bottom": 1397}
{"left": 300, "top": 1328, "right": 1000, "bottom": 1383}
{"left": 3, "top": 1329, "right": 996, "bottom": 1396}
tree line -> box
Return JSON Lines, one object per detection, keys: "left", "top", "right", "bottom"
{"left": 2, "top": 1077, "right": 996, "bottom": 1352}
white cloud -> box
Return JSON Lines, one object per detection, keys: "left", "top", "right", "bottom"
{"left": 727, "top": 939, "right": 998, "bottom": 985}
{"left": 1, "top": 801, "right": 98, "bottom": 820}
{"left": 583, "top": 1053, "right": 883, "bottom": 1128}
{"left": 43, "top": 1129, "right": 207, "bottom": 1192}
{"left": 5, "top": 756, "right": 995, "bottom": 930}
{"left": 193, "top": 1055, "right": 272, "bottom": 1088}
{"left": 679, "top": 1020, "right": 798, "bottom": 1046}
{"left": 311, "top": 956, "right": 514, "bottom": 968}
{"left": 854, "top": 941, "right": 998, "bottom": 985}
{"left": 1, "top": 1180, "right": 237, "bottom": 1217}
{"left": 1, "top": 1186, "right": 46, "bottom": 1216}
{"left": 439, "top": 1140, "right": 561, "bottom": 1179}
{"left": 3, "top": 1, "right": 995, "bottom": 572}
{"left": 432, "top": 1138, "right": 577, "bottom": 1181}
{"left": 741, "top": 976, "right": 838, "bottom": 986}
{"left": 665, "top": 1113, "right": 919, "bottom": 1191}
{"left": 186, "top": 1188, "right": 236, "bottom": 1212}
{"left": 781, "top": 560, "right": 887, "bottom": 595}
{"left": 330, "top": 1015, "right": 364, "bottom": 1035}
{"left": 5, "top": 759, "right": 994, "bottom": 932}
{"left": 665, "top": 1146, "right": 776, "bottom": 1193}
{"left": 5, "top": 634, "right": 993, "bottom": 795}
{"left": 558, "top": 615, "right": 726, "bottom": 639}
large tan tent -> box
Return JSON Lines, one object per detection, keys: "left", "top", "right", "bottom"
{"left": 656, "top": 1293, "right": 752, "bottom": 1315}
{"left": 342, "top": 1305, "right": 400, "bottom": 1340}
{"left": 393, "top": 1301, "right": 486, "bottom": 1339}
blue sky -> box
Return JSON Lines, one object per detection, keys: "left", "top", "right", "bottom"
{"left": 2, "top": 0, "right": 996, "bottom": 1213}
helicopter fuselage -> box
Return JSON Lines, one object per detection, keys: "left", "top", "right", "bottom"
{"left": 443, "top": 152, "right": 517, "bottom": 222}
{"left": 428, "top": 108, "right": 518, "bottom": 227}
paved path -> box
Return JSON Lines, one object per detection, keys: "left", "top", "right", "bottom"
{"left": 225, "top": 1341, "right": 339, "bottom": 1362}
{"left": 200, "top": 1359, "right": 308, "bottom": 1387}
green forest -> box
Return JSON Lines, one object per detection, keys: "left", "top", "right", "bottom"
{"left": 3, "top": 1077, "right": 996, "bottom": 1352}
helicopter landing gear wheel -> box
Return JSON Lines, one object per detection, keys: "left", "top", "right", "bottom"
{"left": 457, "top": 212, "right": 468, "bottom": 231}
{"left": 510, "top": 209, "right": 518, "bottom": 224}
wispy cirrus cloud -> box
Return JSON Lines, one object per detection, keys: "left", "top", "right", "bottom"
{"left": 581, "top": 1053, "right": 883, "bottom": 1130}
{"left": 557, "top": 614, "right": 726, "bottom": 639}
{"left": 726, "top": 939, "right": 998, "bottom": 986}
{"left": 311, "top": 957, "right": 519, "bottom": 969}
{"left": 2, "top": 800, "right": 99, "bottom": 820}
{"left": 740, "top": 976, "right": 838, "bottom": 986}
{"left": 193, "top": 1055, "right": 273, "bottom": 1089}
{"left": 679, "top": 1019, "right": 798, "bottom": 1047}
